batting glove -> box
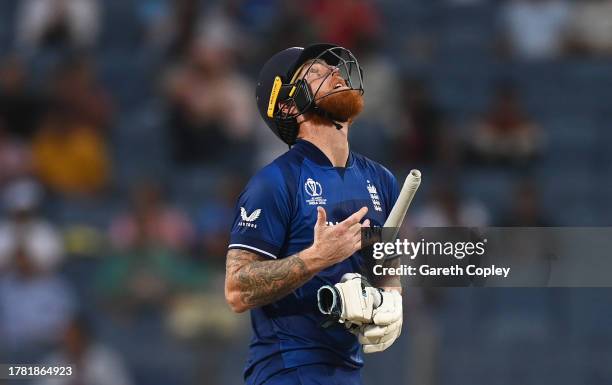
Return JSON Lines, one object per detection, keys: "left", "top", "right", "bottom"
{"left": 317, "top": 273, "right": 382, "bottom": 326}
{"left": 356, "top": 290, "right": 403, "bottom": 353}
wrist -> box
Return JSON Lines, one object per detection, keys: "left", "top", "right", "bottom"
{"left": 299, "top": 245, "right": 326, "bottom": 275}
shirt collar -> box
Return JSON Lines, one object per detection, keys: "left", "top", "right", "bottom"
{"left": 292, "top": 139, "right": 353, "bottom": 168}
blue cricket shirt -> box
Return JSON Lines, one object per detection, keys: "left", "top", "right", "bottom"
{"left": 228, "top": 139, "right": 399, "bottom": 384}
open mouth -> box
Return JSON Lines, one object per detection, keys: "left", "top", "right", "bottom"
{"left": 333, "top": 81, "right": 346, "bottom": 89}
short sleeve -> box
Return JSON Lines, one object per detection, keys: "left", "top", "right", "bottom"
{"left": 228, "top": 165, "right": 291, "bottom": 259}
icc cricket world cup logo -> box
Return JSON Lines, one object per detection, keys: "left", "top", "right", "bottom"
{"left": 305, "top": 178, "right": 322, "bottom": 197}
{"left": 305, "top": 178, "right": 326, "bottom": 205}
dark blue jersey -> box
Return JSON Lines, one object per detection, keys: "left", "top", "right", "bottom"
{"left": 228, "top": 139, "right": 400, "bottom": 385}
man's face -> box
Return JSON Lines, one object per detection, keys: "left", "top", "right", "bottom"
{"left": 298, "top": 59, "right": 364, "bottom": 122}
{"left": 301, "top": 60, "right": 349, "bottom": 97}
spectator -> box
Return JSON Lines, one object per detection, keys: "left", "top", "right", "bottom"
{"left": 137, "top": 0, "right": 201, "bottom": 58}
{"left": 355, "top": 38, "right": 401, "bottom": 130}
{"left": 35, "top": 315, "right": 134, "bottom": 385}
{"left": 347, "top": 37, "right": 400, "bottom": 163}
{"left": 197, "top": 2, "right": 247, "bottom": 61}
{"left": 466, "top": 83, "right": 543, "bottom": 166}
{"left": 412, "top": 179, "right": 490, "bottom": 227}
{"left": 230, "top": 0, "right": 280, "bottom": 38}
{"left": 306, "top": 0, "right": 381, "bottom": 51}
{"left": 164, "top": 36, "right": 255, "bottom": 164}
{"left": 50, "top": 56, "right": 113, "bottom": 131}
{"left": 493, "top": 180, "right": 556, "bottom": 285}
{"left": 15, "top": 0, "right": 101, "bottom": 52}
{"left": 32, "top": 104, "right": 110, "bottom": 196}
{"left": 499, "top": 0, "right": 571, "bottom": 60}
{"left": 566, "top": 0, "right": 612, "bottom": 55}
{"left": 257, "top": 1, "right": 315, "bottom": 63}
{"left": 0, "top": 124, "right": 33, "bottom": 186}
{"left": 0, "top": 240, "right": 75, "bottom": 352}
{"left": 139, "top": 0, "right": 252, "bottom": 61}
{"left": 392, "top": 78, "right": 454, "bottom": 167}
{"left": 95, "top": 237, "right": 206, "bottom": 319}
{"left": 108, "top": 181, "right": 195, "bottom": 253}
{"left": 0, "top": 179, "right": 63, "bottom": 273}
{"left": 500, "top": 179, "right": 551, "bottom": 226}
{"left": 0, "top": 55, "right": 46, "bottom": 140}
{"left": 99, "top": 183, "right": 205, "bottom": 318}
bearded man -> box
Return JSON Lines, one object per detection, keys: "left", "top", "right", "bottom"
{"left": 224, "top": 44, "right": 403, "bottom": 385}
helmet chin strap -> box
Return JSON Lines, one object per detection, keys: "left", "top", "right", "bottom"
{"left": 310, "top": 104, "right": 345, "bottom": 130}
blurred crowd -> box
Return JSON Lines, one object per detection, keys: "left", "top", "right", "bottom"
{"left": 0, "top": 1, "right": 610, "bottom": 385}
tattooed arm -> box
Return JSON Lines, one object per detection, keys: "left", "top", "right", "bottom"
{"left": 224, "top": 249, "right": 316, "bottom": 313}
{"left": 225, "top": 206, "right": 370, "bottom": 313}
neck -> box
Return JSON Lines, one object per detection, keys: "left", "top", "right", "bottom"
{"left": 297, "top": 120, "right": 350, "bottom": 167}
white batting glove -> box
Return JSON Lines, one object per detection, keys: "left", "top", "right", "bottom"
{"left": 357, "top": 290, "right": 403, "bottom": 353}
{"left": 317, "top": 273, "right": 381, "bottom": 326}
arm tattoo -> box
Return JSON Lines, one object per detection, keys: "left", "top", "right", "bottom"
{"left": 226, "top": 249, "right": 312, "bottom": 309}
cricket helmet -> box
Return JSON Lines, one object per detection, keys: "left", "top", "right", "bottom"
{"left": 255, "top": 43, "right": 364, "bottom": 145}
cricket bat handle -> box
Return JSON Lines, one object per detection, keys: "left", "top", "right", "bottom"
{"left": 383, "top": 169, "right": 421, "bottom": 233}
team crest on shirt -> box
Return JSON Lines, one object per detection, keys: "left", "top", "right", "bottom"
{"left": 304, "top": 178, "right": 326, "bottom": 206}
{"left": 239, "top": 207, "right": 261, "bottom": 228}
{"left": 366, "top": 180, "right": 383, "bottom": 212}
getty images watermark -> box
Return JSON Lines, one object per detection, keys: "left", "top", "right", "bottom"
{"left": 371, "top": 238, "right": 511, "bottom": 279}
{"left": 363, "top": 227, "right": 612, "bottom": 287}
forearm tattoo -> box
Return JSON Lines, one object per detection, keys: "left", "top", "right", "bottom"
{"left": 226, "top": 249, "right": 312, "bottom": 309}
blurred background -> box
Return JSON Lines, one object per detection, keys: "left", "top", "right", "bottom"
{"left": 0, "top": 0, "right": 611, "bottom": 384}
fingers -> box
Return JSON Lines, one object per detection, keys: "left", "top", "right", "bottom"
{"left": 363, "top": 325, "right": 388, "bottom": 339}
{"left": 349, "top": 216, "right": 369, "bottom": 235}
{"left": 315, "top": 206, "right": 327, "bottom": 227}
{"left": 372, "top": 294, "right": 402, "bottom": 325}
{"left": 348, "top": 222, "right": 362, "bottom": 236}
{"left": 363, "top": 339, "right": 395, "bottom": 354}
{"left": 342, "top": 206, "right": 368, "bottom": 227}
{"left": 359, "top": 321, "right": 402, "bottom": 351}
{"left": 353, "top": 240, "right": 362, "bottom": 252}
{"left": 317, "top": 206, "right": 370, "bottom": 254}
{"left": 351, "top": 218, "right": 370, "bottom": 251}
{"left": 373, "top": 311, "right": 401, "bottom": 326}
{"left": 347, "top": 214, "right": 367, "bottom": 246}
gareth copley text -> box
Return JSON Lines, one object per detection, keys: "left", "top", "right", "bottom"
{"left": 373, "top": 264, "right": 511, "bottom": 278}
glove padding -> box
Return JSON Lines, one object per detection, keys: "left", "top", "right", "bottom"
{"left": 320, "top": 273, "right": 381, "bottom": 325}
{"left": 354, "top": 290, "right": 403, "bottom": 353}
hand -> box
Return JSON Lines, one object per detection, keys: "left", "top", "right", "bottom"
{"left": 356, "top": 290, "right": 403, "bottom": 353}
{"left": 303, "top": 206, "right": 370, "bottom": 273}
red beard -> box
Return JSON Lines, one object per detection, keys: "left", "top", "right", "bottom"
{"left": 311, "top": 89, "right": 364, "bottom": 124}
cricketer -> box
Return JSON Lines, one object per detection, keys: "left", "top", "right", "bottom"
{"left": 225, "top": 44, "right": 403, "bottom": 385}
